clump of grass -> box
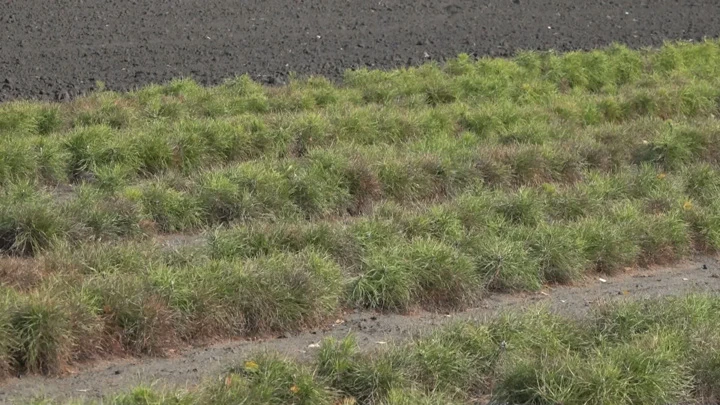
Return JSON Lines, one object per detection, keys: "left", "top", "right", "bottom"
{"left": 686, "top": 199, "right": 720, "bottom": 252}
{"left": 636, "top": 123, "right": 710, "bottom": 170}
{"left": 63, "top": 186, "right": 141, "bottom": 240}
{"left": 636, "top": 211, "right": 691, "bottom": 265}
{"left": 0, "top": 102, "right": 64, "bottom": 136}
{"left": 384, "top": 388, "right": 464, "bottom": 405}
{"left": 0, "top": 184, "right": 67, "bottom": 256}
{"left": 495, "top": 333, "right": 690, "bottom": 405}
{"left": 377, "top": 154, "right": 444, "bottom": 201}
{"left": 135, "top": 181, "right": 203, "bottom": 232}
{"left": 205, "top": 353, "right": 335, "bottom": 405}
{"left": 208, "top": 223, "right": 286, "bottom": 260}
{"left": 8, "top": 292, "right": 73, "bottom": 374}
{"left": 400, "top": 322, "right": 498, "bottom": 398}
{"left": 63, "top": 124, "right": 123, "bottom": 182}
{"left": 129, "top": 128, "right": 173, "bottom": 176}
{"left": 489, "top": 306, "right": 589, "bottom": 356}
{"left": 452, "top": 190, "right": 503, "bottom": 231}
{"left": 351, "top": 238, "right": 481, "bottom": 311}
{"left": 93, "top": 163, "right": 134, "bottom": 193}
{"left": 45, "top": 240, "right": 162, "bottom": 276}
{"left": 546, "top": 184, "right": 600, "bottom": 221}
{"left": 408, "top": 239, "right": 482, "bottom": 309}
{"left": 72, "top": 92, "right": 135, "bottom": 129}
{"left": 350, "top": 247, "right": 415, "bottom": 312}
{"left": 573, "top": 215, "right": 640, "bottom": 274}
{"left": 85, "top": 274, "right": 179, "bottom": 355}
{"left": 317, "top": 335, "right": 406, "bottom": 403}
{"left": 0, "top": 138, "right": 40, "bottom": 185}
{"left": 100, "top": 386, "right": 182, "bottom": 405}
{"left": 209, "top": 221, "right": 360, "bottom": 268}
{"left": 194, "top": 163, "right": 297, "bottom": 224}
{"left": 399, "top": 205, "right": 465, "bottom": 242}
{"left": 231, "top": 249, "right": 343, "bottom": 333}
{"left": 462, "top": 233, "right": 542, "bottom": 292}
{"left": 286, "top": 112, "right": 331, "bottom": 157}
{"left": 683, "top": 163, "right": 720, "bottom": 205}
{"left": 348, "top": 218, "right": 404, "bottom": 251}
{"left": 285, "top": 150, "right": 354, "bottom": 216}
{"left": 214, "top": 75, "right": 270, "bottom": 114}
{"left": 523, "top": 223, "right": 588, "bottom": 284}
{"left": 493, "top": 187, "right": 546, "bottom": 226}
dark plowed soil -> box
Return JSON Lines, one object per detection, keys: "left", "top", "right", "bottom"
{"left": 2, "top": 258, "right": 719, "bottom": 404}
{"left": 1, "top": 0, "right": 719, "bottom": 101}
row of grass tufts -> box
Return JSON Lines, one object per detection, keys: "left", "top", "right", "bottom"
{"left": 3, "top": 119, "right": 720, "bottom": 255}
{"left": 23, "top": 294, "right": 720, "bottom": 405}
{"left": 0, "top": 41, "right": 719, "bottom": 186}
{"left": 1, "top": 162, "right": 718, "bottom": 376}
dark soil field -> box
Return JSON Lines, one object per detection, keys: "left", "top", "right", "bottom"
{"left": 1, "top": 0, "right": 719, "bottom": 101}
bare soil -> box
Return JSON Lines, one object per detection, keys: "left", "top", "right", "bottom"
{"left": 2, "top": 257, "right": 719, "bottom": 404}
{"left": 1, "top": 0, "right": 719, "bottom": 101}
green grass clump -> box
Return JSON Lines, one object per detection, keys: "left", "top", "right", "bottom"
{"left": 317, "top": 335, "right": 406, "bottom": 403}
{"left": 398, "top": 205, "right": 465, "bottom": 242}
{"left": 522, "top": 223, "right": 588, "bottom": 284}
{"left": 64, "top": 186, "right": 141, "bottom": 240}
{"left": 84, "top": 274, "right": 178, "bottom": 355}
{"left": 7, "top": 292, "right": 73, "bottom": 374}
{"left": 0, "top": 184, "right": 67, "bottom": 256}
{"left": 285, "top": 150, "right": 355, "bottom": 216}
{"left": 399, "top": 323, "right": 498, "bottom": 397}
{"left": 45, "top": 240, "right": 161, "bottom": 276}
{"left": 231, "top": 250, "right": 343, "bottom": 333}
{"left": 462, "top": 232, "right": 542, "bottom": 292}
{"left": 135, "top": 181, "right": 203, "bottom": 232}
{"left": 351, "top": 238, "right": 481, "bottom": 311}
{"left": 573, "top": 216, "right": 640, "bottom": 274}
{"left": 0, "top": 102, "right": 64, "bottom": 137}
{"left": 209, "top": 221, "right": 360, "bottom": 267}
{"left": 350, "top": 247, "right": 416, "bottom": 312}
{"left": 493, "top": 187, "right": 546, "bottom": 226}
{"left": 201, "top": 354, "right": 334, "bottom": 405}
{"left": 195, "top": 163, "right": 297, "bottom": 224}
{"left": 495, "top": 334, "right": 690, "bottom": 405}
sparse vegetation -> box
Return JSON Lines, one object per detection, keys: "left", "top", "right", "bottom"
{"left": 2, "top": 39, "right": 720, "bottom": 401}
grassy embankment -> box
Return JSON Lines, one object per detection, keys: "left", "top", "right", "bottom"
{"left": 1, "top": 39, "right": 720, "bottom": 388}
